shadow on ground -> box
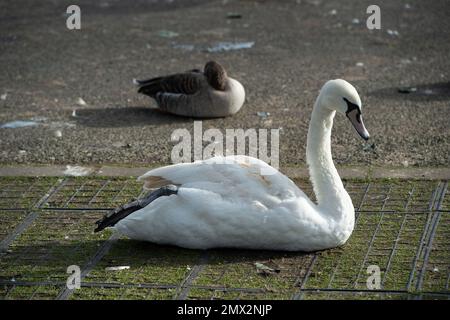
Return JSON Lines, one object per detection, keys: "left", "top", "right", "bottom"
{"left": 369, "top": 82, "right": 450, "bottom": 101}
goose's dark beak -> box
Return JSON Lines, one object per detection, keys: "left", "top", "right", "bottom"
{"left": 346, "top": 108, "right": 370, "bottom": 140}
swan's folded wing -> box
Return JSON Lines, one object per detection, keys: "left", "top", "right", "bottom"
{"left": 137, "top": 156, "right": 304, "bottom": 201}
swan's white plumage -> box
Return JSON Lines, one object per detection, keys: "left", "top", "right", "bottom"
{"left": 114, "top": 79, "right": 366, "bottom": 252}
{"left": 115, "top": 154, "right": 350, "bottom": 251}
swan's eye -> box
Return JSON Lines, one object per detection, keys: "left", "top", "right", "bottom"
{"left": 343, "top": 97, "right": 360, "bottom": 114}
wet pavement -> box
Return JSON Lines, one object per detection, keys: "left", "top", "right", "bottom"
{"left": 0, "top": 0, "right": 449, "bottom": 167}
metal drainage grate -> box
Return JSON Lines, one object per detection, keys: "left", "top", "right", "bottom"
{"left": 0, "top": 177, "right": 60, "bottom": 210}
{"left": 39, "top": 178, "right": 144, "bottom": 210}
{"left": 0, "top": 177, "right": 448, "bottom": 300}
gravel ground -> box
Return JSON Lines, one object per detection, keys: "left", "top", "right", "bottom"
{"left": 0, "top": 0, "right": 449, "bottom": 167}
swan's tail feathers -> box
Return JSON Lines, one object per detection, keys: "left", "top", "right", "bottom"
{"left": 94, "top": 185, "right": 178, "bottom": 232}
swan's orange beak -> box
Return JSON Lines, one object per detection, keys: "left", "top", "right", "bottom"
{"left": 346, "top": 108, "right": 370, "bottom": 140}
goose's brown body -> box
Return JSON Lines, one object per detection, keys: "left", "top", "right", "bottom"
{"left": 135, "top": 61, "right": 245, "bottom": 118}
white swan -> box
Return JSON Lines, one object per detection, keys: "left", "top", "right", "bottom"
{"left": 95, "top": 79, "right": 370, "bottom": 252}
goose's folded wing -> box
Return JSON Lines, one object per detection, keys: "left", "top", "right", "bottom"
{"left": 137, "top": 72, "right": 206, "bottom": 97}
{"left": 154, "top": 92, "right": 193, "bottom": 117}
{"left": 184, "top": 68, "right": 202, "bottom": 73}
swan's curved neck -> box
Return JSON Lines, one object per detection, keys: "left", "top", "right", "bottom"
{"left": 306, "top": 95, "right": 352, "bottom": 218}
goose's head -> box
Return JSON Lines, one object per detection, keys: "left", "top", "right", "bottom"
{"left": 204, "top": 61, "right": 228, "bottom": 91}
{"left": 320, "top": 79, "right": 370, "bottom": 140}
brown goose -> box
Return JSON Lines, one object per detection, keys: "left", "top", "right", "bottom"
{"left": 134, "top": 61, "right": 245, "bottom": 118}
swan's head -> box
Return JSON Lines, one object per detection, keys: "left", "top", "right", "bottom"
{"left": 320, "top": 79, "right": 370, "bottom": 140}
